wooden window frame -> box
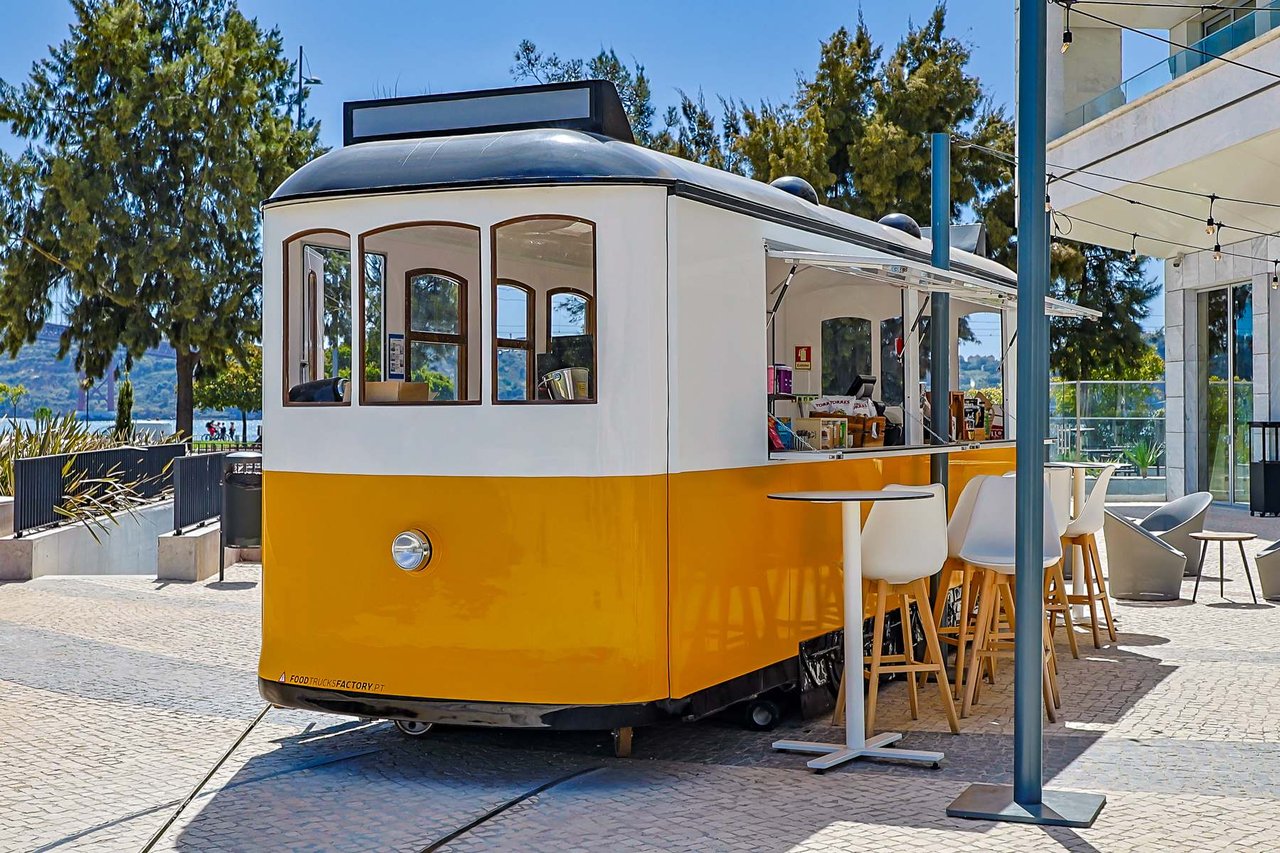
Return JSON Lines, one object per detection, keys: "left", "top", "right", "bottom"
{"left": 545, "top": 287, "right": 595, "bottom": 344}
{"left": 356, "top": 222, "right": 482, "bottom": 406}
{"left": 495, "top": 279, "right": 535, "bottom": 401}
{"left": 406, "top": 267, "right": 469, "bottom": 401}
{"left": 281, "top": 228, "right": 352, "bottom": 408}
{"left": 491, "top": 215, "right": 598, "bottom": 405}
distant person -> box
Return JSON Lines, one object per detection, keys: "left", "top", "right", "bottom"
{"left": 219, "top": 424, "right": 228, "bottom": 441}
{"left": 206, "top": 421, "right": 216, "bottom": 440}
{"left": 255, "top": 426, "right": 262, "bottom": 444}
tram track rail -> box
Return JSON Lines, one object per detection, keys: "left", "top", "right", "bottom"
{"left": 418, "top": 765, "right": 603, "bottom": 853}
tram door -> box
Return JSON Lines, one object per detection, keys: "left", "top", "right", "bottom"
{"left": 301, "top": 246, "right": 325, "bottom": 383}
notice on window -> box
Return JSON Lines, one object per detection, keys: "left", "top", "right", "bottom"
{"left": 388, "top": 333, "right": 405, "bottom": 380}
{"left": 794, "top": 345, "right": 812, "bottom": 371}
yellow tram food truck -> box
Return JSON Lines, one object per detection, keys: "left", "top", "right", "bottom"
{"left": 258, "top": 81, "right": 1097, "bottom": 754}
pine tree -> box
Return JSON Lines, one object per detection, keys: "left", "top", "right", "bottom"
{"left": 0, "top": 0, "right": 320, "bottom": 439}
{"left": 1050, "top": 245, "right": 1161, "bottom": 381}
{"left": 114, "top": 376, "right": 133, "bottom": 438}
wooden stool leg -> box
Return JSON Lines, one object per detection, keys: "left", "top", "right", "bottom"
{"left": 1050, "top": 560, "right": 1080, "bottom": 659}
{"left": 1044, "top": 613, "right": 1062, "bottom": 709}
{"left": 963, "top": 570, "right": 996, "bottom": 718}
{"left": 897, "top": 590, "right": 920, "bottom": 720}
{"left": 952, "top": 564, "right": 974, "bottom": 701}
{"left": 865, "top": 580, "right": 888, "bottom": 738}
{"left": 1088, "top": 534, "right": 1117, "bottom": 641}
{"left": 1041, "top": 642, "right": 1057, "bottom": 723}
{"left": 1081, "top": 542, "right": 1103, "bottom": 648}
{"left": 831, "top": 675, "right": 846, "bottom": 727}
{"left": 915, "top": 578, "right": 960, "bottom": 734}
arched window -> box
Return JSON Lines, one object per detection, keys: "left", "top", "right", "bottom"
{"left": 496, "top": 280, "right": 534, "bottom": 401}
{"left": 493, "top": 216, "right": 596, "bottom": 403}
{"left": 358, "top": 222, "right": 481, "bottom": 404}
{"left": 547, "top": 288, "right": 593, "bottom": 341}
{"left": 283, "top": 229, "right": 351, "bottom": 406}
{"left": 821, "top": 316, "right": 872, "bottom": 396}
{"left": 407, "top": 269, "right": 467, "bottom": 401}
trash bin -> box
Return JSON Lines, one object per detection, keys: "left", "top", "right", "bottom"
{"left": 221, "top": 451, "right": 262, "bottom": 580}
{"left": 1250, "top": 422, "right": 1280, "bottom": 517}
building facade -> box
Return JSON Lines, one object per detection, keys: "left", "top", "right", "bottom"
{"left": 1045, "top": 0, "right": 1280, "bottom": 504}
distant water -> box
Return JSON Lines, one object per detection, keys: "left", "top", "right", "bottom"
{"left": 2, "top": 417, "right": 263, "bottom": 442}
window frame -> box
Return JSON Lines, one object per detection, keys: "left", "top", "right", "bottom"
{"left": 356, "top": 221, "right": 483, "bottom": 406}
{"left": 491, "top": 214, "right": 598, "bottom": 406}
{"left": 495, "top": 279, "right": 535, "bottom": 401}
{"left": 405, "top": 267, "right": 469, "bottom": 400}
{"left": 546, "top": 286, "right": 595, "bottom": 344}
{"left": 282, "top": 228, "right": 352, "bottom": 408}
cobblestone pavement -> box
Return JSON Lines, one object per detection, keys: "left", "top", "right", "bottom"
{"left": 3, "top": 505, "right": 1280, "bottom": 852}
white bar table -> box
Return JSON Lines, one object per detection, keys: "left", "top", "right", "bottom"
{"left": 1045, "top": 461, "right": 1101, "bottom": 620}
{"left": 767, "top": 489, "right": 943, "bottom": 771}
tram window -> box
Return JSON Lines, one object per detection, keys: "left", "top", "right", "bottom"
{"left": 283, "top": 231, "right": 352, "bottom": 405}
{"left": 496, "top": 281, "right": 533, "bottom": 401}
{"left": 359, "top": 223, "right": 481, "bottom": 404}
{"left": 879, "top": 317, "right": 905, "bottom": 408}
{"left": 493, "top": 217, "right": 596, "bottom": 404}
{"left": 820, "top": 317, "right": 872, "bottom": 395}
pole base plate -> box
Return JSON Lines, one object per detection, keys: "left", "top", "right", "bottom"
{"left": 946, "top": 783, "right": 1105, "bottom": 828}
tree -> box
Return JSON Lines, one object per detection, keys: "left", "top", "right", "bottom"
{"left": 0, "top": 0, "right": 320, "bottom": 440}
{"left": 194, "top": 344, "right": 262, "bottom": 441}
{"left": 1049, "top": 244, "right": 1161, "bottom": 381}
{"left": 114, "top": 376, "right": 133, "bottom": 437}
{"left": 512, "top": 41, "right": 656, "bottom": 144}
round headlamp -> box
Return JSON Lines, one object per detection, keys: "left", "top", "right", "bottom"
{"left": 391, "top": 529, "right": 432, "bottom": 571}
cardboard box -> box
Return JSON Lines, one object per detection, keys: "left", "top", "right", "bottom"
{"left": 792, "top": 417, "right": 846, "bottom": 451}
{"left": 365, "top": 380, "right": 433, "bottom": 403}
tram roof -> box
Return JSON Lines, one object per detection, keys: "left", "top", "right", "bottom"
{"left": 267, "top": 127, "right": 1016, "bottom": 288}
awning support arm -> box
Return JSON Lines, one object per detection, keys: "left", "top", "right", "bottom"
{"left": 908, "top": 292, "right": 932, "bottom": 335}
{"left": 765, "top": 264, "right": 799, "bottom": 329}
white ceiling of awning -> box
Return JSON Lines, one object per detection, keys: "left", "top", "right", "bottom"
{"left": 765, "top": 247, "right": 1102, "bottom": 320}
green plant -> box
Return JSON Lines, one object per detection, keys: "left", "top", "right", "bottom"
{"left": 1124, "top": 439, "right": 1164, "bottom": 477}
{"left": 114, "top": 377, "right": 133, "bottom": 438}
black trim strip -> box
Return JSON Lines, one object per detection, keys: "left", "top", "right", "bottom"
{"left": 265, "top": 176, "right": 1012, "bottom": 289}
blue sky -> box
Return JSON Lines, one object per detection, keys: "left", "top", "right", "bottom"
{"left": 0, "top": 1, "right": 1166, "bottom": 347}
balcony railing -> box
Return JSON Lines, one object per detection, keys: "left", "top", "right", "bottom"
{"left": 1062, "top": 1, "right": 1280, "bottom": 133}
{"left": 1049, "top": 379, "right": 1166, "bottom": 471}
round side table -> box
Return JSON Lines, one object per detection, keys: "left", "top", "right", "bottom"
{"left": 1190, "top": 531, "right": 1258, "bottom": 604}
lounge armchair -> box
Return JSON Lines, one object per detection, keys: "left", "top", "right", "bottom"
{"left": 1256, "top": 540, "right": 1280, "bottom": 601}
{"left": 1103, "top": 511, "right": 1187, "bottom": 601}
{"left": 1132, "top": 492, "right": 1213, "bottom": 576}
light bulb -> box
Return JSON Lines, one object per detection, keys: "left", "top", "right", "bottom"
{"left": 1214, "top": 244, "right": 1223, "bottom": 261}
{"left": 1061, "top": 30, "right": 1072, "bottom": 54}
{"left": 1205, "top": 218, "right": 1215, "bottom": 235}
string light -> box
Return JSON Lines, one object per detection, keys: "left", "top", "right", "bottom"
{"left": 1129, "top": 233, "right": 1139, "bottom": 263}
{"left": 1213, "top": 223, "right": 1223, "bottom": 261}
{"left": 1061, "top": 1, "right": 1074, "bottom": 53}
{"left": 1206, "top": 194, "right": 1217, "bottom": 235}
{"left": 1045, "top": 193, "right": 1053, "bottom": 213}
{"left": 1272, "top": 261, "right": 1279, "bottom": 289}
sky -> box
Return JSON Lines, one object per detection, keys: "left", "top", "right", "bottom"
{"left": 0, "top": 1, "right": 1167, "bottom": 350}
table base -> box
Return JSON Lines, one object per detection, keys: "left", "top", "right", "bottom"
{"left": 946, "top": 783, "right": 1106, "bottom": 828}
{"left": 773, "top": 732, "right": 943, "bottom": 771}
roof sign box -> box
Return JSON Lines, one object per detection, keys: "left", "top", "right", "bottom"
{"left": 343, "top": 80, "right": 635, "bottom": 146}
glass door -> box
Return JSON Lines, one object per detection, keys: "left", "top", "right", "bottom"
{"left": 1199, "top": 283, "right": 1253, "bottom": 503}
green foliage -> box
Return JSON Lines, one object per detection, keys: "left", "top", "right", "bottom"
{"left": 511, "top": 40, "right": 655, "bottom": 144}
{"left": 0, "top": 382, "right": 28, "bottom": 418}
{"left": 1124, "top": 438, "right": 1164, "bottom": 476}
{"left": 114, "top": 376, "right": 133, "bottom": 437}
{"left": 193, "top": 344, "right": 261, "bottom": 439}
{"left": 0, "top": 0, "right": 322, "bottom": 439}
{"left": 1050, "top": 245, "right": 1162, "bottom": 381}
{"left": 32, "top": 405, "right": 52, "bottom": 423}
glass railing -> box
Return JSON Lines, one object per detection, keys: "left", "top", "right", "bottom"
{"left": 1049, "top": 381, "right": 1167, "bottom": 498}
{"left": 1061, "top": 1, "right": 1280, "bottom": 133}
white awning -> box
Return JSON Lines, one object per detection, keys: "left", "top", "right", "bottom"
{"left": 765, "top": 246, "right": 1101, "bottom": 320}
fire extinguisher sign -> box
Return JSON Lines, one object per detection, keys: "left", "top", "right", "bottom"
{"left": 794, "top": 345, "right": 812, "bottom": 370}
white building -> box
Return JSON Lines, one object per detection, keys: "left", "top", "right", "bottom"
{"left": 1046, "top": 0, "right": 1280, "bottom": 505}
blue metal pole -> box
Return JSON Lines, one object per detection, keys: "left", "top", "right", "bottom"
{"left": 1014, "top": 0, "right": 1048, "bottom": 807}
{"left": 930, "top": 133, "right": 951, "bottom": 490}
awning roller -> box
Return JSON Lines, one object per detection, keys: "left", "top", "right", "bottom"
{"left": 764, "top": 246, "right": 1101, "bottom": 320}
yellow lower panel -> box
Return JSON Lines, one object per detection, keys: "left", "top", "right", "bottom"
{"left": 259, "top": 471, "right": 669, "bottom": 705}
{"left": 666, "top": 447, "right": 1013, "bottom": 699}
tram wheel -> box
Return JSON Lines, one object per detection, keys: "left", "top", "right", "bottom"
{"left": 393, "top": 719, "right": 434, "bottom": 737}
{"left": 744, "top": 699, "right": 781, "bottom": 732}
{"left": 611, "top": 726, "right": 633, "bottom": 758}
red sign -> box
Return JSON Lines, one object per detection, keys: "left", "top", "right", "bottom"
{"left": 794, "top": 345, "right": 812, "bottom": 370}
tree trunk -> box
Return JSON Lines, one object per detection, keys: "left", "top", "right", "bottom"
{"left": 175, "top": 348, "right": 196, "bottom": 440}
{"left": 241, "top": 411, "right": 248, "bottom": 445}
